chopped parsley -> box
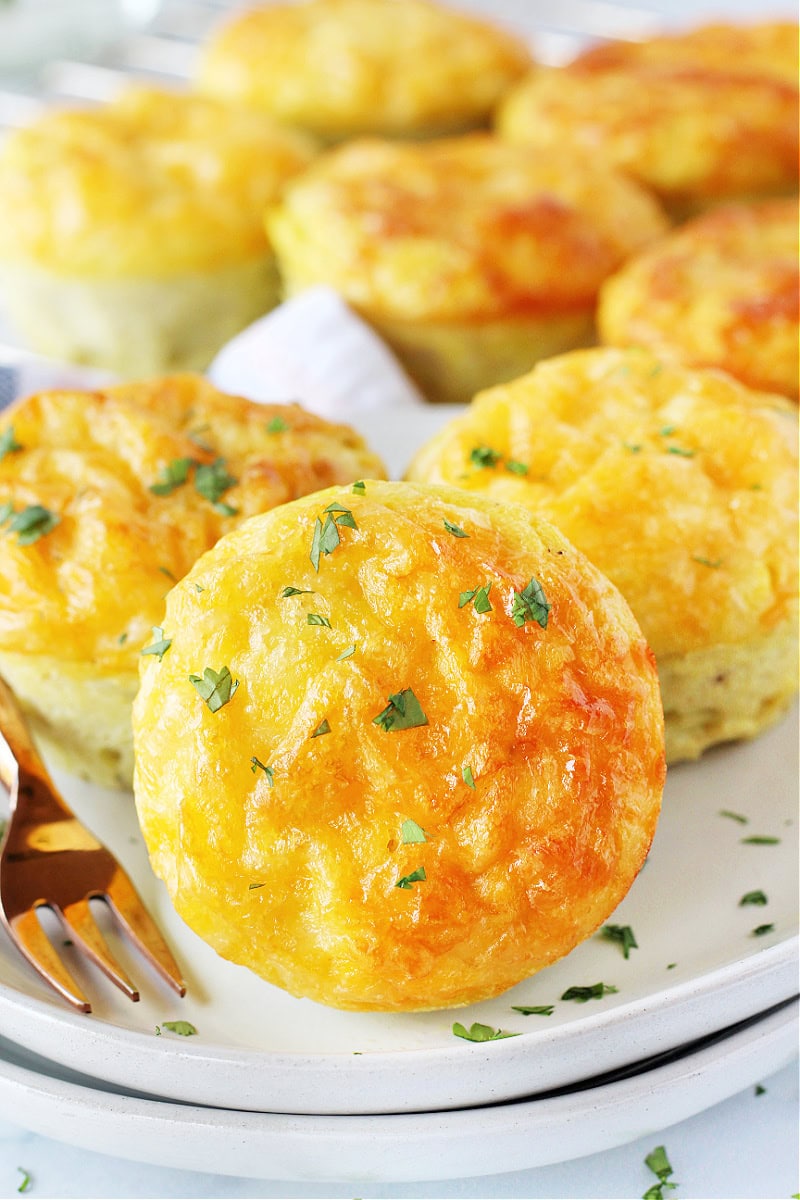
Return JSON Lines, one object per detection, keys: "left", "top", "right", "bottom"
{"left": 511, "top": 1004, "right": 555, "bottom": 1016}
{"left": 511, "top": 577, "right": 550, "bottom": 628}
{"left": 352, "top": 480, "right": 366, "bottom": 494}
{"left": 150, "top": 456, "right": 192, "bottom": 496}
{"left": 310, "top": 718, "right": 331, "bottom": 738}
{"left": 194, "top": 458, "right": 238, "bottom": 515}
{"left": 249, "top": 882, "right": 265, "bottom": 890}
{"left": 395, "top": 866, "right": 426, "bottom": 890}
{"left": 266, "top": 416, "right": 289, "bottom": 433}
{"left": 659, "top": 425, "right": 676, "bottom": 437}
{"left": 462, "top": 765, "right": 476, "bottom": 790}
{"left": 400, "top": 819, "right": 427, "bottom": 844}
{"left": 16, "top": 1168, "right": 31, "bottom": 1194}
{"left": 0, "top": 426, "right": 22, "bottom": 461}
{"left": 250, "top": 757, "right": 274, "bottom": 786}
{"left": 623, "top": 442, "right": 642, "bottom": 453}
{"left": 601, "top": 924, "right": 638, "bottom": 959}
{"left": 459, "top": 583, "right": 492, "bottom": 613}
{"left": 755, "top": 1084, "right": 766, "bottom": 1096}
{"left": 336, "top": 644, "right": 356, "bottom": 661}
{"left": 309, "top": 504, "right": 357, "bottom": 571}
{"left": 469, "top": 445, "right": 502, "bottom": 469}
{"left": 189, "top": 666, "right": 239, "bottom": 712}
{"left": 666, "top": 445, "right": 695, "bottom": 458}
{"left": 741, "top": 835, "right": 780, "bottom": 845}
{"left": 739, "top": 890, "right": 768, "bottom": 906}
{"left": 281, "top": 586, "right": 314, "bottom": 597}
{"left": 140, "top": 626, "right": 172, "bottom": 661}
{"left": 719, "top": 809, "right": 748, "bottom": 824}
{"left": 561, "top": 982, "right": 618, "bottom": 1003}
{"left": 158, "top": 565, "right": 177, "bottom": 581}
{"left": 692, "top": 556, "right": 722, "bottom": 568}
{"left": 306, "top": 613, "right": 332, "bottom": 628}
{"left": 443, "top": 518, "right": 469, "bottom": 538}
{"left": 751, "top": 923, "right": 775, "bottom": 937}
{"left": 505, "top": 460, "right": 529, "bottom": 476}
{"left": 373, "top": 688, "right": 428, "bottom": 732}
{"left": 117, "top": 632, "right": 128, "bottom": 645}
{"left": 452, "top": 1021, "right": 519, "bottom": 1042}
{"left": 161, "top": 1020, "right": 197, "bottom": 1037}
{"left": 643, "top": 1145, "right": 678, "bottom": 1199}
{"left": 3, "top": 504, "right": 60, "bottom": 545}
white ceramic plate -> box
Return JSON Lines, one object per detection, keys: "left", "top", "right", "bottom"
{"left": 0, "top": 407, "right": 797, "bottom": 1116}
{"left": 0, "top": 1000, "right": 795, "bottom": 1183}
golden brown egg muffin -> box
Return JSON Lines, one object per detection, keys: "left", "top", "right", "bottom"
{"left": 574, "top": 20, "right": 799, "bottom": 86}
{"left": 0, "top": 374, "right": 386, "bottom": 788}
{"left": 268, "top": 135, "right": 669, "bottom": 404}
{"left": 132, "top": 479, "right": 665, "bottom": 1012}
{"left": 496, "top": 38, "right": 799, "bottom": 220}
{"left": 407, "top": 349, "right": 798, "bottom": 763}
{"left": 598, "top": 199, "right": 800, "bottom": 401}
{"left": 197, "top": 0, "right": 532, "bottom": 143}
{"left": 0, "top": 87, "right": 316, "bottom": 375}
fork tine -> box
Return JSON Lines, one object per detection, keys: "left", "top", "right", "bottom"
{"left": 60, "top": 897, "right": 140, "bottom": 1002}
{"left": 5, "top": 907, "right": 92, "bottom": 1013}
{"left": 104, "top": 868, "right": 186, "bottom": 997}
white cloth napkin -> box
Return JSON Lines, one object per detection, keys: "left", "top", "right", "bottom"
{"left": 0, "top": 287, "right": 425, "bottom": 417}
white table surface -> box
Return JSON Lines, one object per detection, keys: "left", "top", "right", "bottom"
{"left": 0, "top": 1060, "right": 796, "bottom": 1199}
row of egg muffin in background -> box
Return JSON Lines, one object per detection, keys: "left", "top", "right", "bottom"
{"left": 0, "top": 0, "right": 796, "bottom": 403}
{"left": 0, "top": 0, "right": 796, "bottom": 1014}
{"left": 0, "top": 344, "right": 795, "bottom": 1012}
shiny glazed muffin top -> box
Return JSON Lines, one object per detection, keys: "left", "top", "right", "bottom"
{"left": 407, "top": 348, "right": 798, "bottom": 661}
{"left": 197, "top": 0, "right": 532, "bottom": 140}
{"left": 598, "top": 199, "right": 800, "bottom": 400}
{"left": 0, "top": 87, "right": 317, "bottom": 278}
{"left": 268, "top": 135, "right": 669, "bottom": 322}
{"left": 0, "top": 374, "right": 386, "bottom": 672}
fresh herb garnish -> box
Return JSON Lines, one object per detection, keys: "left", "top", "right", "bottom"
{"left": 469, "top": 445, "right": 502, "bottom": 469}
{"left": 16, "top": 1168, "right": 31, "bottom": 1194}
{"left": 189, "top": 666, "right": 239, "bottom": 712}
{"left": 443, "top": 518, "right": 468, "bottom": 538}
{"left": 561, "top": 982, "right": 618, "bottom": 1003}
{"left": 194, "top": 457, "right": 238, "bottom": 515}
{"left": 281, "top": 586, "right": 314, "bottom": 597}
{"left": 150, "top": 456, "right": 192, "bottom": 495}
{"left": 505, "top": 459, "right": 529, "bottom": 476}
{"left": 739, "top": 890, "right": 768, "bottom": 906}
{"left": 141, "top": 626, "right": 172, "bottom": 661}
{"left": 158, "top": 565, "right": 177, "bottom": 581}
{"left": 623, "top": 442, "right": 642, "bottom": 453}
{"left": 751, "top": 923, "right": 775, "bottom": 937}
{"left": 373, "top": 688, "right": 428, "bottom": 732}
{"left": 395, "top": 866, "right": 426, "bottom": 890}
{"left": 0, "top": 426, "right": 22, "bottom": 461}
{"left": 249, "top": 882, "right": 265, "bottom": 890}
{"left": 459, "top": 583, "right": 492, "bottom": 613}
{"left": 310, "top": 718, "right": 331, "bottom": 738}
{"left": 307, "top": 612, "right": 332, "bottom": 628}
{"left": 452, "top": 1021, "right": 519, "bottom": 1042}
{"left": 309, "top": 504, "right": 356, "bottom": 571}
{"left": 511, "top": 577, "right": 550, "bottom": 628}
{"left": 741, "top": 836, "right": 780, "bottom": 845}
{"left": 511, "top": 1004, "right": 555, "bottom": 1016}
{"left": 666, "top": 445, "right": 695, "bottom": 458}
{"left": 642, "top": 1145, "right": 678, "bottom": 1199}
{"left": 462, "top": 765, "right": 476, "bottom": 789}
{"left": 601, "top": 924, "right": 638, "bottom": 959}
{"left": 659, "top": 425, "right": 676, "bottom": 437}
{"left": 266, "top": 416, "right": 289, "bottom": 434}
{"left": 336, "top": 644, "right": 356, "bottom": 660}
{"left": 755, "top": 1084, "right": 766, "bottom": 1095}
{"left": 161, "top": 1020, "right": 197, "bottom": 1037}
{"left": 250, "top": 757, "right": 274, "bottom": 785}
{"left": 719, "top": 809, "right": 748, "bottom": 824}
{"left": 352, "top": 480, "right": 366, "bottom": 494}
{"left": 4, "top": 504, "right": 60, "bottom": 545}
{"left": 400, "top": 819, "right": 427, "bottom": 844}
{"left": 692, "top": 556, "right": 722, "bottom": 567}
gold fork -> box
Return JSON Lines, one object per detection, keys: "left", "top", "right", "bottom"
{"left": 0, "top": 673, "right": 185, "bottom": 1013}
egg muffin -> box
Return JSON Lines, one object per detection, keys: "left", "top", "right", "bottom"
{"left": 132, "top": 479, "right": 665, "bottom": 1012}
{"left": 268, "top": 135, "right": 669, "bottom": 404}
{"left": 407, "top": 349, "right": 798, "bottom": 763}
{"left": 496, "top": 34, "right": 799, "bottom": 219}
{"left": 0, "top": 87, "right": 316, "bottom": 375}
{"left": 196, "top": 0, "right": 531, "bottom": 143}
{"left": 0, "top": 374, "right": 386, "bottom": 788}
{"left": 599, "top": 199, "right": 799, "bottom": 401}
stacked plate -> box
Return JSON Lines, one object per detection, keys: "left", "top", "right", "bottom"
{"left": 0, "top": 407, "right": 796, "bottom": 1184}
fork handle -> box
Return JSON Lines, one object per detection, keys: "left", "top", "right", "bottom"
{"left": 0, "top": 673, "right": 57, "bottom": 798}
